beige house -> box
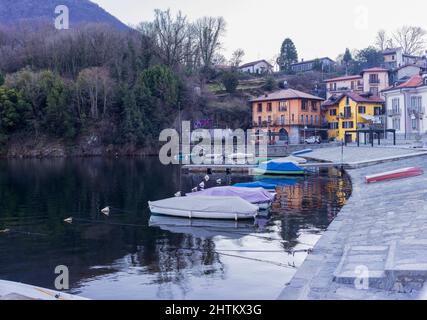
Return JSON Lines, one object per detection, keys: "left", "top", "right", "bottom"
{"left": 325, "top": 75, "right": 363, "bottom": 99}
{"left": 361, "top": 68, "right": 389, "bottom": 97}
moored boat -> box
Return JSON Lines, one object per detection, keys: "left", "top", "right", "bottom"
{"left": 148, "top": 196, "right": 258, "bottom": 220}
{"left": 365, "top": 167, "right": 424, "bottom": 184}
{"left": 0, "top": 280, "right": 88, "bottom": 300}
{"left": 186, "top": 186, "right": 274, "bottom": 210}
{"left": 252, "top": 161, "right": 305, "bottom": 176}
{"left": 233, "top": 181, "right": 277, "bottom": 190}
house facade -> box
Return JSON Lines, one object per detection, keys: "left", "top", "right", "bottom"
{"left": 323, "top": 92, "right": 385, "bottom": 142}
{"left": 382, "top": 47, "right": 427, "bottom": 69}
{"left": 250, "top": 89, "right": 324, "bottom": 144}
{"left": 238, "top": 60, "right": 273, "bottom": 74}
{"left": 290, "top": 57, "right": 335, "bottom": 73}
{"left": 382, "top": 74, "right": 427, "bottom": 139}
{"left": 325, "top": 68, "right": 389, "bottom": 100}
{"left": 325, "top": 75, "right": 363, "bottom": 99}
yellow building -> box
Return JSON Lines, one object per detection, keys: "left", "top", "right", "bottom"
{"left": 323, "top": 92, "right": 385, "bottom": 142}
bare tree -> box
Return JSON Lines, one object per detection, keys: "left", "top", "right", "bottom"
{"left": 151, "top": 9, "right": 188, "bottom": 67}
{"left": 230, "top": 49, "right": 245, "bottom": 67}
{"left": 393, "top": 26, "right": 426, "bottom": 55}
{"left": 194, "top": 16, "right": 226, "bottom": 67}
{"left": 375, "top": 30, "right": 388, "bottom": 51}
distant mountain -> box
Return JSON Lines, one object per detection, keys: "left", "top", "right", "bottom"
{"left": 0, "top": 0, "right": 129, "bottom": 30}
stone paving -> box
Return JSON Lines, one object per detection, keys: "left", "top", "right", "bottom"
{"left": 278, "top": 154, "right": 427, "bottom": 300}
{"left": 304, "top": 146, "right": 427, "bottom": 166}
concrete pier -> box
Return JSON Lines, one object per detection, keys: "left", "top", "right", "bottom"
{"left": 278, "top": 152, "right": 427, "bottom": 300}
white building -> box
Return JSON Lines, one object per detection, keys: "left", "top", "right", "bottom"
{"left": 382, "top": 74, "right": 427, "bottom": 139}
{"left": 238, "top": 60, "right": 273, "bottom": 74}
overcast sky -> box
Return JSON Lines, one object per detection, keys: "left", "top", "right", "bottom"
{"left": 93, "top": 0, "right": 427, "bottom": 65}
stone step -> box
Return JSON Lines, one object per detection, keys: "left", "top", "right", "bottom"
{"left": 334, "top": 240, "right": 427, "bottom": 293}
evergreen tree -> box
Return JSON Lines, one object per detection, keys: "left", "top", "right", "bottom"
{"left": 277, "top": 38, "right": 298, "bottom": 72}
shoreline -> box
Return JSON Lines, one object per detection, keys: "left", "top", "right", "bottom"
{"left": 278, "top": 152, "right": 427, "bottom": 300}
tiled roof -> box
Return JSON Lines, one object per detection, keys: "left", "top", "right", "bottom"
{"left": 239, "top": 60, "right": 273, "bottom": 68}
{"left": 322, "top": 92, "right": 384, "bottom": 107}
{"left": 324, "top": 75, "right": 362, "bottom": 82}
{"left": 361, "top": 67, "right": 389, "bottom": 73}
{"left": 382, "top": 74, "right": 424, "bottom": 92}
{"left": 250, "top": 89, "right": 324, "bottom": 102}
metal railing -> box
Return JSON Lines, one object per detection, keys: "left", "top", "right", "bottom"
{"left": 408, "top": 106, "right": 425, "bottom": 115}
{"left": 387, "top": 108, "right": 401, "bottom": 116}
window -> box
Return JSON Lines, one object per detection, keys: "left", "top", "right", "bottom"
{"left": 374, "top": 106, "right": 383, "bottom": 116}
{"left": 329, "top": 122, "right": 339, "bottom": 129}
{"left": 267, "top": 103, "right": 272, "bottom": 112}
{"left": 344, "top": 106, "right": 352, "bottom": 118}
{"left": 257, "top": 103, "right": 262, "bottom": 112}
{"left": 258, "top": 116, "right": 262, "bottom": 125}
{"left": 412, "top": 118, "right": 418, "bottom": 130}
{"left": 392, "top": 55, "right": 395, "bottom": 60}
{"left": 315, "top": 115, "right": 318, "bottom": 124}
{"left": 280, "top": 115, "right": 285, "bottom": 125}
{"left": 370, "top": 87, "right": 379, "bottom": 96}
{"left": 392, "top": 98, "right": 400, "bottom": 112}
{"left": 292, "top": 114, "right": 295, "bottom": 122}
{"left": 279, "top": 101, "right": 287, "bottom": 112}
{"left": 351, "top": 81, "right": 355, "bottom": 90}
{"left": 342, "top": 121, "right": 354, "bottom": 129}
{"left": 300, "top": 115, "right": 304, "bottom": 123}
{"left": 306, "top": 115, "right": 309, "bottom": 124}
{"left": 329, "top": 109, "right": 337, "bottom": 116}
{"left": 345, "top": 96, "right": 350, "bottom": 106}
{"left": 369, "top": 74, "right": 379, "bottom": 84}
{"left": 358, "top": 106, "right": 366, "bottom": 114}
{"left": 302, "top": 100, "right": 308, "bottom": 111}
{"left": 268, "top": 115, "right": 272, "bottom": 123}
{"left": 392, "top": 118, "right": 400, "bottom": 130}
{"left": 410, "top": 96, "right": 422, "bottom": 112}
{"left": 310, "top": 115, "right": 313, "bottom": 124}
{"left": 311, "top": 101, "right": 317, "bottom": 111}
{"left": 333, "top": 83, "right": 337, "bottom": 91}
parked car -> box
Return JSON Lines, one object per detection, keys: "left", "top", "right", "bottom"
{"left": 304, "top": 136, "right": 321, "bottom": 144}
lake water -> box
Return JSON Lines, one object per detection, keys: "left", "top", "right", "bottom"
{"left": 0, "top": 157, "right": 351, "bottom": 300}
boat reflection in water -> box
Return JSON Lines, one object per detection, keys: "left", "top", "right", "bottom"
{"left": 149, "top": 215, "right": 269, "bottom": 240}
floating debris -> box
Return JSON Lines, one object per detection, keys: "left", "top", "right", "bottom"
{"left": 0, "top": 228, "right": 10, "bottom": 233}
{"left": 101, "top": 207, "right": 110, "bottom": 216}
{"left": 64, "top": 217, "right": 73, "bottom": 224}
{"left": 174, "top": 191, "right": 182, "bottom": 197}
{"left": 199, "top": 182, "right": 205, "bottom": 189}
{"left": 216, "top": 179, "right": 222, "bottom": 185}
{"left": 204, "top": 175, "right": 210, "bottom": 182}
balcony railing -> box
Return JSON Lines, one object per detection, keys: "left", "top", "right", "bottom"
{"left": 387, "top": 108, "right": 401, "bottom": 117}
{"left": 408, "top": 106, "right": 425, "bottom": 115}
{"left": 341, "top": 112, "right": 352, "bottom": 119}
{"left": 369, "top": 79, "right": 380, "bottom": 84}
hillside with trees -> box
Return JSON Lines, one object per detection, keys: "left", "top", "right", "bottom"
{"left": 0, "top": 0, "right": 129, "bottom": 30}
{"left": 0, "top": 9, "right": 251, "bottom": 157}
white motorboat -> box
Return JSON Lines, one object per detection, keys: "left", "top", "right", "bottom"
{"left": 148, "top": 196, "right": 258, "bottom": 220}
{"left": 0, "top": 280, "right": 88, "bottom": 300}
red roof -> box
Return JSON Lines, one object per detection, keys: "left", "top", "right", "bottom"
{"left": 322, "top": 92, "right": 384, "bottom": 107}
{"left": 361, "top": 67, "right": 389, "bottom": 73}
{"left": 250, "top": 89, "right": 324, "bottom": 102}
{"left": 324, "top": 75, "right": 362, "bottom": 82}
{"left": 382, "top": 75, "right": 423, "bottom": 92}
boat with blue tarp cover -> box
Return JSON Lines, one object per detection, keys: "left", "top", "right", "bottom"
{"left": 252, "top": 161, "right": 305, "bottom": 175}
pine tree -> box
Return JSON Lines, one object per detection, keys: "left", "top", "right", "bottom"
{"left": 277, "top": 38, "right": 298, "bottom": 72}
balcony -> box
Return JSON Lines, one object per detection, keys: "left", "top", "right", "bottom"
{"left": 369, "top": 79, "right": 380, "bottom": 84}
{"left": 387, "top": 108, "right": 401, "bottom": 117}
{"left": 408, "top": 106, "right": 425, "bottom": 115}
{"left": 341, "top": 112, "right": 352, "bottom": 119}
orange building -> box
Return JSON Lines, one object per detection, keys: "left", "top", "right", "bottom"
{"left": 250, "top": 89, "right": 324, "bottom": 144}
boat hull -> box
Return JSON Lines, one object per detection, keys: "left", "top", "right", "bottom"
{"left": 149, "top": 205, "right": 256, "bottom": 220}
{"left": 365, "top": 167, "right": 424, "bottom": 184}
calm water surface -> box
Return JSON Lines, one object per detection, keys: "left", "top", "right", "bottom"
{"left": 0, "top": 157, "right": 351, "bottom": 299}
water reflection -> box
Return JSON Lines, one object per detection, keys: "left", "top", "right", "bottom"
{"left": 0, "top": 158, "right": 351, "bottom": 299}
